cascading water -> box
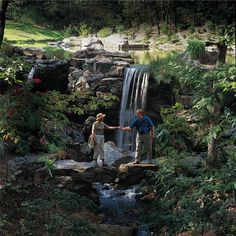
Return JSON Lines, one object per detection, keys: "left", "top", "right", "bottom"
{"left": 27, "top": 66, "right": 35, "bottom": 82}
{"left": 117, "top": 66, "right": 149, "bottom": 151}
{"left": 96, "top": 183, "right": 151, "bottom": 236}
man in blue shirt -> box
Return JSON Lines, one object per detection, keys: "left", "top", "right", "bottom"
{"left": 120, "top": 109, "right": 154, "bottom": 164}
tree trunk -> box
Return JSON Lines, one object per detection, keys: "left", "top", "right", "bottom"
{"left": 217, "top": 43, "right": 228, "bottom": 64}
{"left": 0, "top": 0, "right": 9, "bottom": 47}
{"left": 207, "top": 137, "right": 219, "bottom": 168}
{"left": 173, "top": 1, "right": 177, "bottom": 33}
{"left": 154, "top": 1, "right": 160, "bottom": 35}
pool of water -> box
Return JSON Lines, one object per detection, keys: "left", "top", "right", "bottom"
{"left": 129, "top": 49, "right": 175, "bottom": 65}
{"left": 129, "top": 49, "right": 235, "bottom": 65}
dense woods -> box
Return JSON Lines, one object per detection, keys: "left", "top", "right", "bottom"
{"left": 3, "top": 1, "right": 236, "bottom": 30}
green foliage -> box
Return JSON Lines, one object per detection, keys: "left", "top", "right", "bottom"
{"left": 97, "top": 27, "right": 111, "bottom": 38}
{"left": 0, "top": 214, "right": 11, "bottom": 234}
{"left": 153, "top": 105, "right": 194, "bottom": 157}
{"left": 0, "top": 183, "right": 96, "bottom": 235}
{"left": 174, "top": 63, "right": 236, "bottom": 115}
{"left": 41, "top": 156, "right": 56, "bottom": 178}
{"left": 115, "top": 24, "right": 125, "bottom": 33}
{"left": 217, "top": 25, "right": 235, "bottom": 46}
{"left": 188, "top": 24, "right": 196, "bottom": 34}
{"left": 177, "top": 23, "right": 185, "bottom": 32}
{"left": 161, "top": 24, "right": 172, "bottom": 37}
{"left": 63, "top": 24, "right": 81, "bottom": 37}
{"left": 0, "top": 56, "right": 30, "bottom": 85}
{"left": 172, "top": 57, "right": 236, "bottom": 167}
{"left": 204, "top": 21, "right": 215, "bottom": 33}
{"left": 126, "top": 27, "right": 138, "bottom": 40}
{"left": 44, "top": 46, "right": 73, "bottom": 59}
{"left": 150, "top": 54, "right": 177, "bottom": 85}
{"left": 170, "top": 34, "right": 180, "bottom": 43}
{"left": 143, "top": 24, "right": 152, "bottom": 39}
{"left": 187, "top": 40, "right": 205, "bottom": 59}
{"left": 0, "top": 84, "right": 70, "bottom": 154}
{"left": 147, "top": 147, "right": 236, "bottom": 235}
{"left": 67, "top": 91, "right": 119, "bottom": 116}
{"left": 79, "top": 23, "right": 92, "bottom": 37}
{"left": 0, "top": 142, "right": 4, "bottom": 157}
{"left": 0, "top": 80, "right": 118, "bottom": 155}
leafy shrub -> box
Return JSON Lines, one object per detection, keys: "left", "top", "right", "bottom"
{"left": 170, "top": 34, "right": 180, "bottom": 43}
{"left": 147, "top": 147, "right": 236, "bottom": 235}
{"left": 143, "top": 24, "right": 152, "bottom": 39}
{"left": 177, "top": 23, "right": 185, "bottom": 32}
{"left": 64, "top": 24, "right": 80, "bottom": 36}
{"left": 217, "top": 25, "right": 235, "bottom": 46}
{"left": 187, "top": 39, "right": 205, "bottom": 59}
{"left": 156, "top": 35, "right": 169, "bottom": 44}
{"left": 0, "top": 81, "right": 118, "bottom": 154}
{"left": 150, "top": 54, "right": 177, "bottom": 84}
{"left": 79, "top": 23, "right": 92, "bottom": 37}
{"left": 0, "top": 183, "right": 96, "bottom": 235}
{"left": 188, "top": 24, "right": 196, "bottom": 34}
{"left": 205, "top": 21, "right": 215, "bottom": 32}
{"left": 143, "top": 35, "right": 149, "bottom": 44}
{"left": 153, "top": 105, "right": 194, "bottom": 157}
{"left": 0, "top": 56, "right": 30, "bottom": 85}
{"left": 0, "top": 84, "right": 69, "bottom": 154}
{"left": 115, "top": 24, "right": 125, "bottom": 33}
{"left": 97, "top": 27, "right": 111, "bottom": 38}
{"left": 161, "top": 23, "right": 172, "bottom": 37}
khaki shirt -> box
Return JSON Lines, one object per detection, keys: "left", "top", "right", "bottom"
{"left": 92, "top": 121, "right": 109, "bottom": 135}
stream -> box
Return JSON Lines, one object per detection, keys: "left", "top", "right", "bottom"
{"left": 96, "top": 182, "right": 151, "bottom": 236}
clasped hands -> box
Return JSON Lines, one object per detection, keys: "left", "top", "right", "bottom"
{"left": 114, "top": 126, "right": 125, "bottom": 130}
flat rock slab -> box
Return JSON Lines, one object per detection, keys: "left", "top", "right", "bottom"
{"left": 53, "top": 160, "right": 117, "bottom": 183}
{"left": 118, "top": 162, "right": 158, "bottom": 173}
{"left": 53, "top": 160, "right": 96, "bottom": 172}
{"left": 117, "top": 162, "right": 158, "bottom": 185}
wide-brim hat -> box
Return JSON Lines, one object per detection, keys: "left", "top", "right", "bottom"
{"left": 96, "top": 113, "right": 106, "bottom": 121}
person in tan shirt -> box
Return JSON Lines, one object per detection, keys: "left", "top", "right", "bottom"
{"left": 91, "top": 113, "right": 119, "bottom": 166}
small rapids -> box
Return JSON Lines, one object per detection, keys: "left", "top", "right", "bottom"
{"left": 96, "top": 182, "right": 151, "bottom": 236}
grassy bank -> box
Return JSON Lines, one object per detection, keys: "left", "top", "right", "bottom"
{"left": 4, "top": 21, "right": 65, "bottom": 48}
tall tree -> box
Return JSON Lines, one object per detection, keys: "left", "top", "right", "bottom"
{"left": 0, "top": 0, "right": 9, "bottom": 47}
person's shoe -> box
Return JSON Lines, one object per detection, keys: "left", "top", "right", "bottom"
{"left": 133, "top": 161, "right": 140, "bottom": 164}
{"left": 102, "top": 163, "right": 108, "bottom": 167}
{"left": 92, "top": 160, "right": 98, "bottom": 166}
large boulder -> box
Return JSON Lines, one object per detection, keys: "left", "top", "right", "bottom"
{"left": 13, "top": 46, "right": 46, "bottom": 59}
{"left": 74, "top": 76, "right": 91, "bottom": 92}
{"left": 33, "top": 59, "right": 69, "bottom": 93}
{"left": 97, "top": 77, "right": 123, "bottom": 96}
{"left": 61, "top": 123, "right": 93, "bottom": 162}
{"left": 7, "top": 155, "right": 52, "bottom": 184}
{"left": 94, "top": 58, "right": 114, "bottom": 74}
{"left": 104, "top": 142, "right": 134, "bottom": 168}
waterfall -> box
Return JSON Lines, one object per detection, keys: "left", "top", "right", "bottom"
{"left": 27, "top": 66, "right": 35, "bottom": 82}
{"left": 117, "top": 66, "right": 149, "bottom": 151}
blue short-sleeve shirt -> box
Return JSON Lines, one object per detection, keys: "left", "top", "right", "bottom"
{"left": 130, "top": 115, "right": 154, "bottom": 134}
